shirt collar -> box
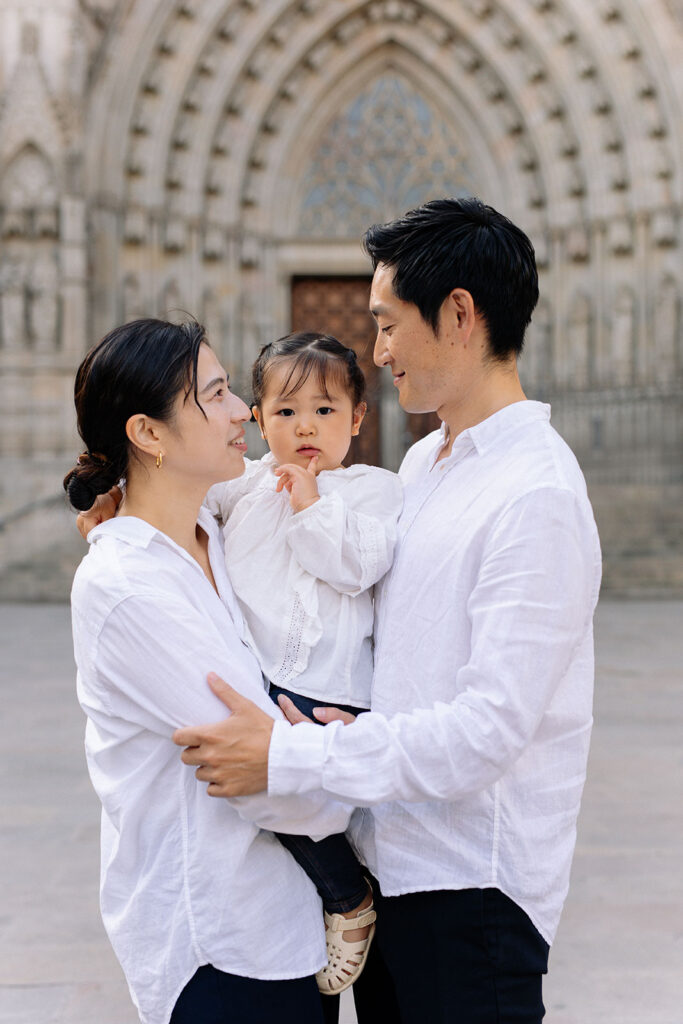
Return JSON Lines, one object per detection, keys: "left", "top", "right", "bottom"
{"left": 437, "top": 400, "right": 550, "bottom": 464}
{"left": 88, "top": 505, "right": 216, "bottom": 552}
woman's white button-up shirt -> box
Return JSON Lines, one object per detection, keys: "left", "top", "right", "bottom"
{"left": 268, "top": 401, "right": 602, "bottom": 945}
{"left": 71, "top": 508, "right": 351, "bottom": 1024}
{"left": 206, "top": 455, "right": 403, "bottom": 708}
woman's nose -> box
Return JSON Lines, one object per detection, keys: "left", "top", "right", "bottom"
{"left": 230, "top": 394, "right": 251, "bottom": 421}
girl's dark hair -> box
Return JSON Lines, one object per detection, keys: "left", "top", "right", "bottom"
{"left": 362, "top": 196, "right": 539, "bottom": 359}
{"left": 252, "top": 332, "right": 366, "bottom": 409}
{"left": 63, "top": 318, "right": 207, "bottom": 511}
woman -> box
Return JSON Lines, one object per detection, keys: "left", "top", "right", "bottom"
{"left": 64, "top": 318, "right": 350, "bottom": 1024}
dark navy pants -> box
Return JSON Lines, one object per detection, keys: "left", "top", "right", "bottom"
{"left": 170, "top": 964, "right": 325, "bottom": 1023}
{"left": 269, "top": 684, "right": 368, "bottom": 915}
{"left": 350, "top": 883, "right": 550, "bottom": 1024}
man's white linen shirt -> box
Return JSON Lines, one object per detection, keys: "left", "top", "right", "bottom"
{"left": 206, "top": 454, "right": 403, "bottom": 708}
{"left": 71, "top": 508, "right": 352, "bottom": 1024}
{"left": 269, "top": 401, "right": 602, "bottom": 944}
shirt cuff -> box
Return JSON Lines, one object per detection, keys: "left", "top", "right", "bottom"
{"left": 268, "top": 720, "right": 327, "bottom": 796}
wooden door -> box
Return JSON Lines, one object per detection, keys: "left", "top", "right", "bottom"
{"left": 291, "top": 276, "right": 441, "bottom": 467}
{"left": 291, "top": 276, "right": 380, "bottom": 466}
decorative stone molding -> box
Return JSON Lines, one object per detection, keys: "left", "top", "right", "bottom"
{"left": 163, "top": 217, "right": 187, "bottom": 253}
{"left": 566, "top": 225, "right": 591, "bottom": 263}
{"left": 122, "top": 207, "right": 148, "bottom": 246}
{"left": 607, "top": 216, "right": 634, "bottom": 255}
{"left": 651, "top": 209, "right": 678, "bottom": 248}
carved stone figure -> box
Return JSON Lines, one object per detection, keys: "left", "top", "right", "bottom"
{"left": 612, "top": 286, "right": 636, "bottom": 387}
{"left": 27, "top": 254, "right": 59, "bottom": 351}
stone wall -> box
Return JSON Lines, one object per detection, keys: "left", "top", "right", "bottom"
{"left": 0, "top": 0, "right": 681, "bottom": 598}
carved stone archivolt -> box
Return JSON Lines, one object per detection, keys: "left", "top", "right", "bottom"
{"left": 71, "top": 0, "right": 679, "bottom": 434}
{"left": 1, "top": 1, "right": 680, "bottom": 494}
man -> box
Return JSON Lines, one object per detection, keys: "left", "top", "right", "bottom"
{"left": 175, "top": 197, "right": 602, "bottom": 1022}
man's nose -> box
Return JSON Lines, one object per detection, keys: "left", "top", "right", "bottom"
{"left": 373, "top": 328, "right": 387, "bottom": 368}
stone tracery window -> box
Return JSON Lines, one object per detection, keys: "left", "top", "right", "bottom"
{"left": 297, "top": 73, "right": 475, "bottom": 237}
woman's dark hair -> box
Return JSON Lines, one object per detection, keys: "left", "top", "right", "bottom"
{"left": 64, "top": 318, "right": 207, "bottom": 511}
{"left": 362, "top": 196, "right": 539, "bottom": 359}
{"left": 252, "top": 332, "right": 365, "bottom": 409}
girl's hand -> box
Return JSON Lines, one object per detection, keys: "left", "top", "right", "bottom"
{"left": 274, "top": 456, "right": 320, "bottom": 513}
{"left": 277, "top": 693, "right": 357, "bottom": 726}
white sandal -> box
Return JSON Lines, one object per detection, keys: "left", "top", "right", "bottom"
{"left": 316, "top": 903, "right": 377, "bottom": 995}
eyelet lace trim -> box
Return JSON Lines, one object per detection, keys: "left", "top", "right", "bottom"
{"left": 271, "top": 592, "right": 307, "bottom": 687}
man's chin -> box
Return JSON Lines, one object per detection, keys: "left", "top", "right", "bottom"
{"left": 398, "top": 394, "right": 439, "bottom": 416}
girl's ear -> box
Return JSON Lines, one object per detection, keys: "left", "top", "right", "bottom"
{"left": 252, "top": 406, "right": 266, "bottom": 440}
{"left": 351, "top": 402, "right": 367, "bottom": 437}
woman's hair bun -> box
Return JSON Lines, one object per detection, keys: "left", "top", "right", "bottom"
{"left": 64, "top": 452, "right": 119, "bottom": 512}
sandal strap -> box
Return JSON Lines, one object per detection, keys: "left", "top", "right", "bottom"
{"left": 324, "top": 906, "right": 376, "bottom": 933}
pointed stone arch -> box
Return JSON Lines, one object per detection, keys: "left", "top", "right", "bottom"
{"left": 256, "top": 46, "right": 505, "bottom": 240}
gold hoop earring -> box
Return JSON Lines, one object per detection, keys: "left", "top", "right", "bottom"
{"left": 156, "top": 452, "right": 163, "bottom": 470}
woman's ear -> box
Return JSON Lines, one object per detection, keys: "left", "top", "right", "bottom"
{"left": 351, "top": 402, "right": 367, "bottom": 437}
{"left": 125, "top": 414, "right": 163, "bottom": 459}
{"left": 252, "top": 406, "right": 266, "bottom": 440}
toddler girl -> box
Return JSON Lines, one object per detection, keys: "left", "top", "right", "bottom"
{"left": 205, "top": 331, "right": 403, "bottom": 995}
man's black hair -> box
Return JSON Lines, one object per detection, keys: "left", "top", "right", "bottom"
{"left": 362, "top": 196, "right": 539, "bottom": 360}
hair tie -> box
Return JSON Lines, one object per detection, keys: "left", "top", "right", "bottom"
{"left": 77, "top": 451, "right": 109, "bottom": 466}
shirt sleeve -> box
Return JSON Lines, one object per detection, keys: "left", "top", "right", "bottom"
{"left": 269, "top": 486, "right": 598, "bottom": 804}
{"left": 93, "top": 590, "right": 352, "bottom": 838}
{"left": 204, "top": 458, "right": 262, "bottom": 522}
{"left": 285, "top": 470, "right": 403, "bottom": 594}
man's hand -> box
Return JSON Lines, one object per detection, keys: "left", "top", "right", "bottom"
{"left": 173, "top": 673, "right": 274, "bottom": 797}
{"left": 277, "top": 693, "right": 357, "bottom": 726}
{"left": 273, "top": 456, "right": 320, "bottom": 513}
{"left": 76, "top": 485, "right": 122, "bottom": 539}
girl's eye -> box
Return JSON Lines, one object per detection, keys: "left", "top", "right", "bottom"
{"left": 277, "top": 408, "right": 294, "bottom": 416}
{"left": 317, "top": 407, "right": 333, "bottom": 415}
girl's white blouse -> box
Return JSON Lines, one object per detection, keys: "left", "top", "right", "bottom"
{"left": 206, "top": 454, "right": 403, "bottom": 708}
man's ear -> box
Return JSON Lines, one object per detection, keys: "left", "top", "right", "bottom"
{"left": 447, "top": 288, "right": 477, "bottom": 335}
{"left": 351, "top": 402, "right": 367, "bottom": 437}
{"left": 125, "top": 414, "right": 163, "bottom": 459}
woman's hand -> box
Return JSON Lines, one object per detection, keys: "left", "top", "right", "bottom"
{"left": 277, "top": 693, "right": 357, "bottom": 726}
{"left": 76, "top": 485, "right": 122, "bottom": 539}
{"left": 273, "top": 456, "right": 320, "bottom": 513}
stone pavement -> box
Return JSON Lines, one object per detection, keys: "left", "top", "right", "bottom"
{"left": 0, "top": 600, "right": 681, "bottom": 1024}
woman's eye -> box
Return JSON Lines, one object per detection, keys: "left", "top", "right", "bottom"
{"left": 214, "top": 388, "right": 225, "bottom": 398}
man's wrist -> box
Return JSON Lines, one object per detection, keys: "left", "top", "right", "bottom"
{"left": 268, "top": 719, "right": 327, "bottom": 796}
